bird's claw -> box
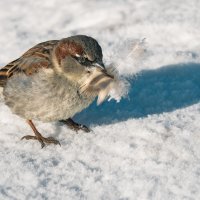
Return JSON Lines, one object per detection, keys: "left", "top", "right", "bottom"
{"left": 78, "top": 125, "right": 90, "bottom": 133}
{"left": 68, "top": 123, "right": 91, "bottom": 133}
{"left": 21, "top": 135, "right": 61, "bottom": 148}
{"left": 60, "top": 118, "right": 91, "bottom": 133}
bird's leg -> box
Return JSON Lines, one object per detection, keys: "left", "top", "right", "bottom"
{"left": 21, "top": 120, "right": 60, "bottom": 148}
{"left": 60, "top": 118, "right": 90, "bottom": 133}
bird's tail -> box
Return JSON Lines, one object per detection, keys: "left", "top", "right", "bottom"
{"left": 0, "top": 66, "right": 8, "bottom": 87}
{"left": 0, "top": 66, "right": 6, "bottom": 101}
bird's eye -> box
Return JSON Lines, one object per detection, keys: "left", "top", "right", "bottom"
{"left": 78, "top": 56, "right": 86, "bottom": 64}
{"left": 73, "top": 54, "right": 91, "bottom": 65}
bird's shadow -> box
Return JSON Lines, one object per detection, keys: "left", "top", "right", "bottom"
{"left": 74, "top": 63, "right": 200, "bottom": 126}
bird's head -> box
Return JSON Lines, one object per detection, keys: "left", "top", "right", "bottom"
{"left": 53, "top": 35, "right": 115, "bottom": 104}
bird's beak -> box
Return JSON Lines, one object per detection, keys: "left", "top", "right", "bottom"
{"left": 92, "top": 62, "right": 105, "bottom": 69}
{"left": 92, "top": 62, "right": 114, "bottom": 79}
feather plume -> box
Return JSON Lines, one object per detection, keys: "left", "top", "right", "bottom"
{"left": 79, "top": 64, "right": 128, "bottom": 105}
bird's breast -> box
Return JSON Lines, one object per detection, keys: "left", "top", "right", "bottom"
{"left": 3, "top": 69, "right": 95, "bottom": 122}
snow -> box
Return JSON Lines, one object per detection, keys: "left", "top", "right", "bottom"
{"left": 0, "top": 0, "right": 200, "bottom": 199}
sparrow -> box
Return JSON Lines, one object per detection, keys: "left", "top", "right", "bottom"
{"left": 0, "top": 35, "right": 115, "bottom": 148}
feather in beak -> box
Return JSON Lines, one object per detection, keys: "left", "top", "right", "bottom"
{"left": 79, "top": 63, "right": 117, "bottom": 105}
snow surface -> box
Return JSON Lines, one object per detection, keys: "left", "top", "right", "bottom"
{"left": 0, "top": 0, "right": 200, "bottom": 199}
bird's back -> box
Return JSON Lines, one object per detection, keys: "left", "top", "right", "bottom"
{"left": 0, "top": 40, "right": 59, "bottom": 87}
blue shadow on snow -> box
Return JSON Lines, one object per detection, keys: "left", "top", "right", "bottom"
{"left": 74, "top": 63, "right": 200, "bottom": 126}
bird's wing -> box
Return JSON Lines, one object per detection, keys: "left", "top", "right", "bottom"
{"left": 0, "top": 40, "right": 59, "bottom": 87}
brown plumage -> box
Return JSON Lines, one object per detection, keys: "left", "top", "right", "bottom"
{"left": 0, "top": 40, "right": 57, "bottom": 85}
{"left": 0, "top": 35, "right": 115, "bottom": 148}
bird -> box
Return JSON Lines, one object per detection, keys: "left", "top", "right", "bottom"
{"left": 0, "top": 35, "right": 115, "bottom": 148}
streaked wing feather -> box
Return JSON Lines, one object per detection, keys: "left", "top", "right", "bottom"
{"left": 0, "top": 40, "right": 58, "bottom": 87}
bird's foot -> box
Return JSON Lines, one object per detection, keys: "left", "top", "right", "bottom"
{"left": 60, "top": 118, "right": 90, "bottom": 133}
{"left": 21, "top": 134, "right": 60, "bottom": 148}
